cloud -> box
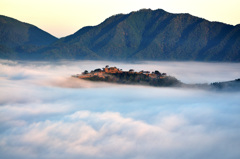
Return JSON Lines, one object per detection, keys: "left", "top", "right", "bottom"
{"left": 1, "top": 110, "right": 240, "bottom": 159}
{"left": 0, "top": 60, "right": 240, "bottom": 159}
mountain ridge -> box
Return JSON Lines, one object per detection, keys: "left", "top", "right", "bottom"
{"left": 41, "top": 8, "right": 240, "bottom": 61}
{"left": 1, "top": 9, "right": 240, "bottom": 61}
{"left": 0, "top": 15, "right": 58, "bottom": 59}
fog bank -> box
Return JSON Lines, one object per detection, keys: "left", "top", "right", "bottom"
{"left": 0, "top": 60, "right": 240, "bottom": 159}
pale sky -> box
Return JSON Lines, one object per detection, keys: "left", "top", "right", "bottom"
{"left": 1, "top": 0, "right": 240, "bottom": 38}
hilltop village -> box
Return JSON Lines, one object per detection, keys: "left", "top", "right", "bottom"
{"left": 73, "top": 65, "right": 181, "bottom": 87}
{"left": 77, "top": 65, "right": 167, "bottom": 79}
{"left": 72, "top": 66, "right": 240, "bottom": 89}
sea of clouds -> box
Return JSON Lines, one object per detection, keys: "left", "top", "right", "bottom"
{"left": 0, "top": 60, "right": 240, "bottom": 159}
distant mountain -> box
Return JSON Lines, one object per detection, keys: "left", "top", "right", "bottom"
{"left": 1, "top": 9, "right": 240, "bottom": 61}
{"left": 211, "top": 79, "right": 240, "bottom": 91}
{"left": 41, "top": 9, "right": 240, "bottom": 61}
{"left": 0, "top": 15, "right": 57, "bottom": 59}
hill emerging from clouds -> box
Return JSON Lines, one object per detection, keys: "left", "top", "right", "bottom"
{"left": 0, "top": 15, "right": 58, "bottom": 59}
{"left": 1, "top": 9, "right": 240, "bottom": 61}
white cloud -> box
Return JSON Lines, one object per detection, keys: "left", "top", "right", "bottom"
{"left": 0, "top": 60, "right": 240, "bottom": 159}
{"left": 1, "top": 110, "right": 240, "bottom": 159}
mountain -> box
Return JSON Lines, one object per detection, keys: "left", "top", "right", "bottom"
{"left": 1, "top": 9, "right": 240, "bottom": 61}
{"left": 41, "top": 9, "right": 240, "bottom": 61}
{"left": 0, "top": 15, "right": 58, "bottom": 59}
{"left": 211, "top": 79, "right": 240, "bottom": 91}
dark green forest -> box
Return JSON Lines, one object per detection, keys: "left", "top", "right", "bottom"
{"left": 1, "top": 9, "right": 240, "bottom": 61}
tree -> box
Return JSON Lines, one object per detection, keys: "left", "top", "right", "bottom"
{"left": 83, "top": 70, "right": 88, "bottom": 74}
{"left": 154, "top": 70, "right": 161, "bottom": 75}
{"left": 94, "top": 68, "right": 102, "bottom": 72}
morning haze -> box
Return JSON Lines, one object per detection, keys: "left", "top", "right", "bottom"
{"left": 0, "top": 60, "right": 240, "bottom": 159}
{"left": 0, "top": 1, "right": 240, "bottom": 159}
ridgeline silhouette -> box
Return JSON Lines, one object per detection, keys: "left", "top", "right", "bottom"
{"left": 1, "top": 9, "right": 240, "bottom": 61}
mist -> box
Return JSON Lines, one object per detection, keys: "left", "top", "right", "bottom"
{"left": 0, "top": 60, "right": 240, "bottom": 159}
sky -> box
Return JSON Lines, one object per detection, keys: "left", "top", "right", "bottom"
{"left": 1, "top": 0, "right": 240, "bottom": 38}
{"left": 0, "top": 60, "right": 240, "bottom": 159}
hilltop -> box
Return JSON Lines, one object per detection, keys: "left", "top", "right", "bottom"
{"left": 73, "top": 65, "right": 181, "bottom": 87}
{"left": 73, "top": 65, "right": 240, "bottom": 90}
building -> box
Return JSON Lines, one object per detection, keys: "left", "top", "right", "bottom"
{"left": 104, "top": 67, "right": 122, "bottom": 73}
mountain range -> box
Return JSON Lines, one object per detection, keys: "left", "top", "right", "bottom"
{"left": 1, "top": 9, "right": 240, "bottom": 61}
